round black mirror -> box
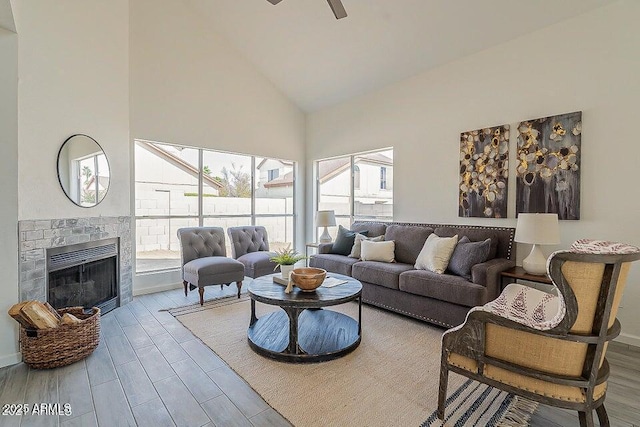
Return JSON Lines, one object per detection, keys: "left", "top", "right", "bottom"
{"left": 57, "top": 134, "right": 110, "bottom": 207}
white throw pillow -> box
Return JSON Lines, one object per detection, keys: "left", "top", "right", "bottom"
{"left": 349, "top": 234, "right": 385, "bottom": 259}
{"left": 415, "top": 234, "right": 459, "bottom": 274}
{"left": 360, "top": 240, "right": 395, "bottom": 263}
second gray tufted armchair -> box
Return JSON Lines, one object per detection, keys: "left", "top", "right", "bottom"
{"left": 177, "top": 227, "right": 245, "bottom": 305}
{"left": 227, "top": 226, "right": 279, "bottom": 278}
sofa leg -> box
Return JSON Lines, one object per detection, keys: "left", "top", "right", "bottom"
{"left": 437, "top": 360, "right": 449, "bottom": 420}
{"left": 198, "top": 287, "right": 204, "bottom": 306}
{"left": 183, "top": 281, "right": 188, "bottom": 297}
{"left": 236, "top": 281, "right": 242, "bottom": 298}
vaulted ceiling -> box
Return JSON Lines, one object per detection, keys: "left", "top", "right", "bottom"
{"left": 184, "top": 0, "right": 614, "bottom": 112}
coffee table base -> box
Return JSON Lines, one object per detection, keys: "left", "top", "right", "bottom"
{"left": 248, "top": 308, "right": 361, "bottom": 363}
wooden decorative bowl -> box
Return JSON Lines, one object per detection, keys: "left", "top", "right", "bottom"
{"left": 290, "top": 267, "right": 326, "bottom": 292}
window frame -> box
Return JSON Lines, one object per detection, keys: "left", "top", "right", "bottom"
{"left": 314, "top": 147, "right": 393, "bottom": 237}
{"left": 134, "top": 139, "right": 297, "bottom": 273}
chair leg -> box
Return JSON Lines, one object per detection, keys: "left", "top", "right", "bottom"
{"left": 183, "top": 281, "right": 188, "bottom": 297}
{"left": 578, "top": 410, "right": 595, "bottom": 427}
{"left": 437, "top": 361, "right": 449, "bottom": 420}
{"left": 198, "top": 287, "right": 204, "bottom": 306}
{"left": 236, "top": 281, "right": 242, "bottom": 298}
{"left": 595, "top": 404, "right": 609, "bottom": 427}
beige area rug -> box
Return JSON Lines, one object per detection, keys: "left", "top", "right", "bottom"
{"left": 175, "top": 297, "right": 536, "bottom": 427}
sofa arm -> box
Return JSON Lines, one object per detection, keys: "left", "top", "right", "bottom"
{"left": 471, "top": 258, "right": 515, "bottom": 301}
{"left": 317, "top": 243, "right": 333, "bottom": 254}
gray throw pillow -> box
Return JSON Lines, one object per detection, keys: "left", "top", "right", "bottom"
{"left": 330, "top": 225, "right": 369, "bottom": 256}
{"left": 447, "top": 236, "right": 491, "bottom": 280}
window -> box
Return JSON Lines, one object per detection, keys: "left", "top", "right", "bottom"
{"left": 76, "top": 153, "right": 108, "bottom": 207}
{"left": 380, "top": 167, "right": 387, "bottom": 190}
{"left": 135, "top": 140, "right": 296, "bottom": 273}
{"left": 316, "top": 148, "right": 393, "bottom": 233}
{"left": 268, "top": 168, "right": 279, "bottom": 181}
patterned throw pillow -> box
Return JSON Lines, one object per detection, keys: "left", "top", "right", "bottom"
{"left": 414, "top": 234, "right": 459, "bottom": 274}
{"left": 570, "top": 239, "right": 640, "bottom": 254}
{"left": 447, "top": 236, "right": 492, "bottom": 280}
{"left": 330, "top": 225, "right": 368, "bottom": 256}
{"left": 349, "top": 234, "right": 385, "bottom": 259}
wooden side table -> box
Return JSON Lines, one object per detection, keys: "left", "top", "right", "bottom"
{"left": 500, "top": 266, "right": 553, "bottom": 291}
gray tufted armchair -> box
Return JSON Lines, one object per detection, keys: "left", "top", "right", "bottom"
{"left": 177, "top": 227, "right": 245, "bottom": 305}
{"left": 227, "top": 226, "right": 279, "bottom": 278}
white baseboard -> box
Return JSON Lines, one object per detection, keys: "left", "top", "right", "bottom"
{"left": 615, "top": 332, "right": 640, "bottom": 348}
{"left": 0, "top": 352, "right": 21, "bottom": 368}
{"left": 133, "top": 282, "right": 181, "bottom": 296}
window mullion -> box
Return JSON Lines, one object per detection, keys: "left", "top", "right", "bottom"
{"left": 251, "top": 156, "right": 256, "bottom": 226}
{"left": 198, "top": 149, "right": 203, "bottom": 226}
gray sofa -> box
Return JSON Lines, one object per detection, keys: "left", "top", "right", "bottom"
{"left": 309, "top": 221, "right": 516, "bottom": 328}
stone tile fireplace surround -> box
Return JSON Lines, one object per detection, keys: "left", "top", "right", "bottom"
{"left": 18, "top": 216, "right": 133, "bottom": 306}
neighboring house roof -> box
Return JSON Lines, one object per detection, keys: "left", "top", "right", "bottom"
{"left": 318, "top": 153, "right": 392, "bottom": 184}
{"left": 136, "top": 140, "right": 223, "bottom": 190}
{"left": 83, "top": 175, "right": 110, "bottom": 191}
{"left": 256, "top": 158, "right": 294, "bottom": 170}
{"left": 263, "top": 152, "right": 392, "bottom": 188}
{"left": 264, "top": 171, "right": 294, "bottom": 188}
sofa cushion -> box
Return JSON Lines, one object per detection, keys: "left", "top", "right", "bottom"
{"left": 384, "top": 225, "right": 434, "bottom": 265}
{"left": 349, "top": 234, "right": 385, "bottom": 258}
{"left": 447, "top": 236, "right": 491, "bottom": 280}
{"left": 415, "top": 234, "right": 459, "bottom": 273}
{"left": 361, "top": 240, "right": 395, "bottom": 263}
{"left": 309, "top": 254, "right": 360, "bottom": 276}
{"left": 330, "top": 225, "right": 368, "bottom": 256}
{"left": 435, "top": 227, "right": 499, "bottom": 260}
{"left": 352, "top": 261, "right": 414, "bottom": 290}
{"left": 399, "top": 270, "right": 487, "bottom": 307}
{"left": 351, "top": 222, "right": 387, "bottom": 238}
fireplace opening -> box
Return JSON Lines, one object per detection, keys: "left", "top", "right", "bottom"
{"left": 47, "top": 238, "right": 119, "bottom": 314}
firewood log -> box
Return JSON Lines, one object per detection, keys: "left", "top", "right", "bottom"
{"left": 44, "top": 302, "right": 62, "bottom": 321}
{"left": 19, "top": 301, "right": 60, "bottom": 329}
{"left": 8, "top": 301, "right": 33, "bottom": 328}
{"left": 59, "top": 313, "right": 82, "bottom": 326}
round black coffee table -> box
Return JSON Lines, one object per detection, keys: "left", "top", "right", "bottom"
{"left": 247, "top": 273, "right": 362, "bottom": 363}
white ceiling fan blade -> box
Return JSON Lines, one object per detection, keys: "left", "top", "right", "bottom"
{"left": 266, "top": 0, "right": 283, "bottom": 5}
{"left": 327, "top": 0, "right": 347, "bottom": 19}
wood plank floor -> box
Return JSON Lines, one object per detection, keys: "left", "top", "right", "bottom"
{"left": 1, "top": 284, "right": 638, "bottom": 426}
{"left": 0, "top": 285, "right": 289, "bottom": 427}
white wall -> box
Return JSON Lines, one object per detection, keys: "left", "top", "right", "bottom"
{"left": 307, "top": 1, "right": 640, "bottom": 345}
{"left": 129, "top": 0, "right": 305, "bottom": 166}
{"left": 0, "top": 1, "right": 130, "bottom": 367}
{"left": 0, "top": 26, "right": 19, "bottom": 366}
{"left": 130, "top": 0, "right": 306, "bottom": 293}
{"left": 14, "top": 0, "right": 130, "bottom": 221}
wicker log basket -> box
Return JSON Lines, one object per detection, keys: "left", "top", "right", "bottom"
{"left": 19, "top": 306, "right": 101, "bottom": 369}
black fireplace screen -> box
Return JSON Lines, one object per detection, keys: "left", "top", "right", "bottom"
{"left": 47, "top": 238, "right": 119, "bottom": 313}
{"left": 48, "top": 257, "right": 117, "bottom": 309}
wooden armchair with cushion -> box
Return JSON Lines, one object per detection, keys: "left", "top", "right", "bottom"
{"left": 438, "top": 240, "right": 640, "bottom": 427}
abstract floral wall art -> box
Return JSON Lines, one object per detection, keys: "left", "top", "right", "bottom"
{"left": 516, "top": 111, "right": 581, "bottom": 220}
{"left": 459, "top": 125, "right": 509, "bottom": 218}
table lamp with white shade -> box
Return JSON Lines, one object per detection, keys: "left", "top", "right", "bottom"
{"left": 514, "top": 213, "right": 561, "bottom": 275}
{"left": 315, "top": 210, "right": 336, "bottom": 243}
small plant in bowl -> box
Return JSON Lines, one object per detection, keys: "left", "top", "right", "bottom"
{"left": 270, "top": 247, "right": 307, "bottom": 279}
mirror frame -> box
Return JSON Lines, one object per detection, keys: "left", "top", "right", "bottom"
{"left": 56, "top": 134, "right": 110, "bottom": 208}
